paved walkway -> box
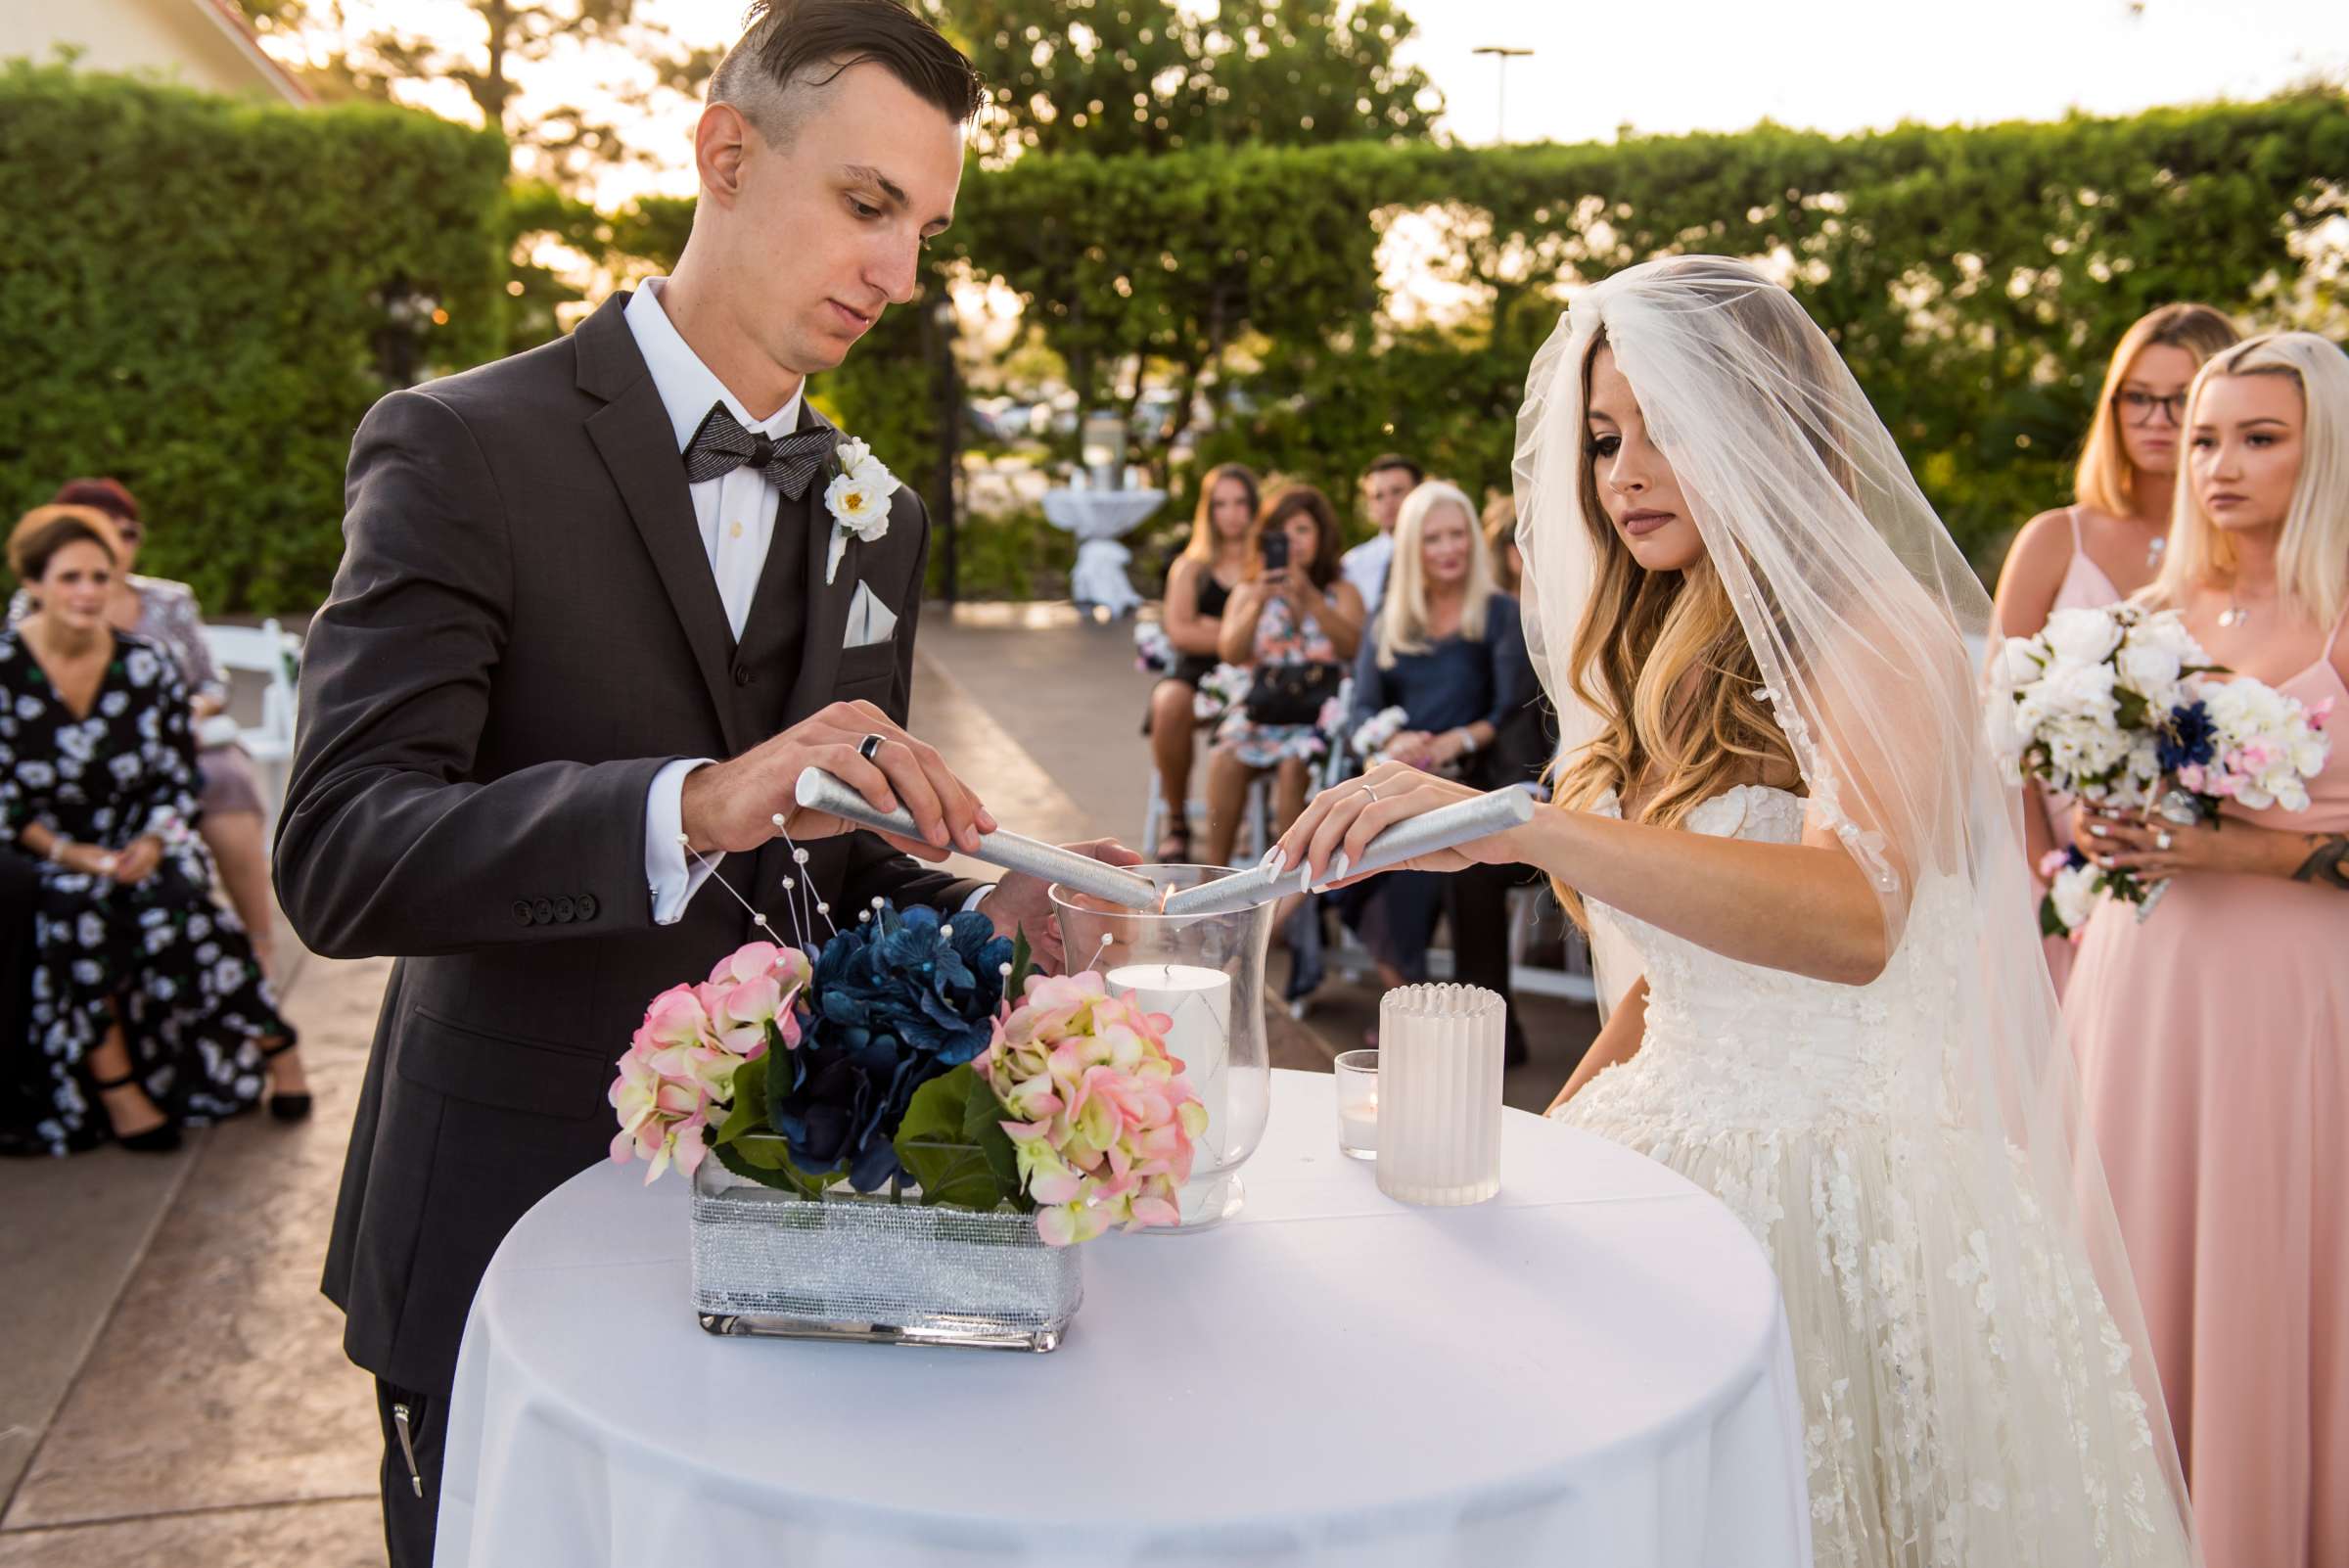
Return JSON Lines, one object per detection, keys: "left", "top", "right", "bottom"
{"left": 0, "top": 601, "right": 1597, "bottom": 1566}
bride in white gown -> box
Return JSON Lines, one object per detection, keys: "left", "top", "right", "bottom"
{"left": 1275, "top": 256, "right": 2197, "bottom": 1566}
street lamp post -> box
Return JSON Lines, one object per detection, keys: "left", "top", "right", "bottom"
{"left": 1470, "top": 45, "right": 1534, "bottom": 145}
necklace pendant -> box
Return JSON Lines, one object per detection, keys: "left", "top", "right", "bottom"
{"left": 2146, "top": 536, "right": 2166, "bottom": 569}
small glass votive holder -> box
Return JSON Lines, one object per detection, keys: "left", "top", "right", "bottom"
{"left": 1334, "top": 1048, "right": 1378, "bottom": 1160}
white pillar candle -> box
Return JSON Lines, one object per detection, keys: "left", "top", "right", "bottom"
{"left": 1107, "top": 962, "right": 1231, "bottom": 1223}
{"left": 1374, "top": 984, "right": 1504, "bottom": 1207}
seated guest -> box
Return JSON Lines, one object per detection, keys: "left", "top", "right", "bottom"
{"left": 9, "top": 478, "right": 285, "bottom": 980}
{"left": 1341, "top": 452, "right": 1422, "bottom": 618}
{"left": 1145, "top": 463, "right": 1258, "bottom": 861}
{"left": 1483, "top": 490, "right": 1523, "bottom": 594}
{"left": 1204, "top": 485, "right": 1364, "bottom": 866}
{"left": 0, "top": 506, "right": 301, "bottom": 1155}
{"left": 1335, "top": 481, "right": 1534, "bottom": 1009}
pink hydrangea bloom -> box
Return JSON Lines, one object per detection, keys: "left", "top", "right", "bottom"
{"left": 608, "top": 1039, "right": 714, "bottom": 1185}
{"left": 610, "top": 942, "right": 813, "bottom": 1182}
{"left": 977, "top": 970, "right": 1206, "bottom": 1245}
{"left": 696, "top": 941, "right": 811, "bottom": 1058}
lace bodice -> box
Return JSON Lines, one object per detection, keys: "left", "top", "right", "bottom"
{"left": 1588, "top": 785, "right": 1972, "bottom": 1132}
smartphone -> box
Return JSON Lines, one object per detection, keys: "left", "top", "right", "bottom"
{"left": 1260, "top": 530, "right": 1290, "bottom": 572}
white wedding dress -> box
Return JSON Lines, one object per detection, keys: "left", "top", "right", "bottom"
{"left": 1554, "top": 785, "right": 2194, "bottom": 1568}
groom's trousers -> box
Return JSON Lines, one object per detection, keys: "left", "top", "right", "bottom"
{"left": 375, "top": 1377, "right": 446, "bottom": 1568}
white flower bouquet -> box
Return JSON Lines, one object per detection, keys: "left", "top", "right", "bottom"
{"left": 1132, "top": 621, "right": 1175, "bottom": 675}
{"left": 1349, "top": 705, "right": 1410, "bottom": 765}
{"left": 1192, "top": 662, "right": 1252, "bottom": 723}
{"left": 1990, "top": 603, "right": 2332, "bottom": 932}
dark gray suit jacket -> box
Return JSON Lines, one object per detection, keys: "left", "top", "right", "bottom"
{"left": 277, "top": 292, "right": 978, "bottom": 1397}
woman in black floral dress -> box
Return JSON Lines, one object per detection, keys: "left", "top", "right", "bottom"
{"left": 1, "top": 506, "right": 296, "bottom": 1155}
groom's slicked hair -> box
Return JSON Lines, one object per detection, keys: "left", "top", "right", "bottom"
{"left": 710, "top": 0, "right": 985, "bottom": 150}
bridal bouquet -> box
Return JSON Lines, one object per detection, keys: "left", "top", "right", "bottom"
{"left": 1990, "top": 603, "right": 2331, "bottom": 932}
{"left": 610, "top": 906, "right": 1205, "bottom": 1245}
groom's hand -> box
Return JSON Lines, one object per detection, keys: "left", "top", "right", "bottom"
{"left": 680, "top": 700, "right": 998, "bottom": 859}
{"left": 976, "top": 838, "right": 1144, "bottom": 974}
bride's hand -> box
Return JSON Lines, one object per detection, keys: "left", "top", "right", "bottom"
{"left": 1272, "top": 761, "right": 1531, "bottom": 890}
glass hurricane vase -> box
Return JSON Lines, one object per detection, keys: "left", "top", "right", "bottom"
{"left": 1049, "top": 864, "right": 1275, "bottom": 1231}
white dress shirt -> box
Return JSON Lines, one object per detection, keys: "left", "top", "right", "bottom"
{"left": 631, "top": 278, "right": 804, "bottom": 925}
{"left": 628, "top": 279, "right": 988, "bottom": 926}
{"left": 1340, "top": 530, "right": 1395, "bottom": 619}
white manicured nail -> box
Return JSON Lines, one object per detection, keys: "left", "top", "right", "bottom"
{"left": 1331, "top": 852, "right": 1351, "bottom": 883}
{"left": 1263, "top": 847, "right": 1286, "bottom": 874}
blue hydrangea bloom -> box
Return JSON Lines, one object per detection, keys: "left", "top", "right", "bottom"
{"left": 767, "top": 904, "right": 1017, "bottom": 1191}
{"left": 2156, "top": 699, "right": 2218, "bottom": 774}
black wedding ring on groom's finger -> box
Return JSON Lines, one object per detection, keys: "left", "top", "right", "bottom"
{"left": 857, "top": 733, "right": 885, "bottom": 761}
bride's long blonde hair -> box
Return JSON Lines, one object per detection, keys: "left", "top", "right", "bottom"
{"left": 1546, "top": 328, "right": 1798, "bottom": 928}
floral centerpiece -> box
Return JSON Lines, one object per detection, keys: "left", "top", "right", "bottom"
{"left": 614, "top": 905, "right": 1210, "bottom": 1347}
{"left": 613, "top": 905, "right": 1206, "bottom": 1239}
{"left": 1990, "top": 603, "right": 2331, "bottom": 933}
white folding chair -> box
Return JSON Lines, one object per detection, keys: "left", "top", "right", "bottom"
{"left": 201, "top": 619, "right": 300, "bottom": 825}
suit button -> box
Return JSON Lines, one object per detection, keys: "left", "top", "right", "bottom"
{"left": 576, "top": 893, "right": 600, "bottom": 922}
{"left": 555, "top": 897, "right": 576, "bottom": 923}
{"left": 513, "top": 899, "right": 533, "bottom": 926}
{"left": 532, "top": 899, "right": 555, "bottom": 924}
{"left": 732, "top": 663, "right": 754, "bottom": 686}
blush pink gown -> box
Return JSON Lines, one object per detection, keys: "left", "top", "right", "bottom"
{"left": 2067, "top": 620, "right": 2349, "bottom": 1568}
{"left": 2037, "top": 508, "right": 2124, "bottom": 995}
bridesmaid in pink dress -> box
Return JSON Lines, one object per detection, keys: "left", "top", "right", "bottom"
{"left": 2067, "top": 331, "right": 2349, "bottom": 1568}
{"left": 1993, "top": 303, "right": 2240, "bottom": 992}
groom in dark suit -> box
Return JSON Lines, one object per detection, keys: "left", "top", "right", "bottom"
{"left": 275, "top": 6, "right": 1122, "bottom": 1561}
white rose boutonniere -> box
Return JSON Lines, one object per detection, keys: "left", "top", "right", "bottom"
{"left": 822, "top": 436, "right": 901, "bottom": 583}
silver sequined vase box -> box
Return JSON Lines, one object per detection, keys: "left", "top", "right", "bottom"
{"left": 690, "top": 1144, "right": 1082, "bottom": 1352}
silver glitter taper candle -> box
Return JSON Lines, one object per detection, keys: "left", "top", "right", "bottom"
{"left": 794, "top": 767, "right": 1163, "bottom": 911}
{"left": 1157, "top": 786, "right": 1537, "bottom": 918}
{"left": 1374, "top": 984, "right": 1505, "bottom": 1207}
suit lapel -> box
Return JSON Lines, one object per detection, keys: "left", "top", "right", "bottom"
{"left": 576, "top": 297, "right": 750, "bottom": 758}
{"left": 785, "top": 401, "right": 855, "bottom": 724}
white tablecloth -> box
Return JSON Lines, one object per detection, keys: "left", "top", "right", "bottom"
{"left": 1041, "top": 488, "right": 1167, "bottom": 617}
{"left": 438, "top": 1070, "right": 1810, "bottom": 1568}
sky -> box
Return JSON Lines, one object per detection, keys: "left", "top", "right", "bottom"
{"left": 1407, "top": 0, "right": 2348, "bottom": 148}
{"left": 267, "top": 0, "right": 2349, "bottom": 206}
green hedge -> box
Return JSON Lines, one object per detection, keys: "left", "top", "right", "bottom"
{"left": 10, "top": 65, "right": 2338, "bottom": 609}
{"left": 609, "top": 96, "right": 2344, "bottom": 580}
{"left": 944, "top": 95, "right": 2349, "bottom": 573}
{"left": 0, "top": 62, "right": 509, "bottom": 611}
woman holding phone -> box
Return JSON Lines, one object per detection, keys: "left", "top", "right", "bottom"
{"left": 1201, "top": 485, "right": 1363, "bottom": 865}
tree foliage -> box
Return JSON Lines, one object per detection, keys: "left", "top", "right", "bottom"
{"left": 923, "top": 0, "right": 1441, "bottom": 161}
{"left": 228, "top": 0, "right": 719, "bottom": 190}
{"left": 951, "top": 93, "right": 2349, "bottom": 572}
{"left": 600, "top": 92, "right": 2349, "bottom": 583}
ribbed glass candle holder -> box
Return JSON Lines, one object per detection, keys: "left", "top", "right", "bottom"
{"left": 1373, "top": 984, "right": 1505, "bottom": 1207}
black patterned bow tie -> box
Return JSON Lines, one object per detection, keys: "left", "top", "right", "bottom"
{"left": 681, "top": 403, "right": 836, "bottom": 498}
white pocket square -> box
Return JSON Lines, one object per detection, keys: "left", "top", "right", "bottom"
{"left": 844, "top": 582, "right": 898, "bottom": 650}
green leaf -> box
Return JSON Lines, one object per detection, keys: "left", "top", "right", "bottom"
{"left": 712, "top": 1138, "right": 835, "bottom": 1198}
{"left": 1006, "top": 927, "right": 1036, "bottom": 995}
{"left": 959, "top": 1064, "right": 1032, "bottom": 1212}
{"left": 892, "top": 1066, "right": 1017, "bottom": 1212}
{"left": 713, "top": 1053, "right": 770, "bottom": 1148}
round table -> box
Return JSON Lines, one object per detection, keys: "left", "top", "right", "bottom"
{"left": 1041, "top": 488, "right": 1167, "bottom": 618}
{"left": 438, "top": 1070, "right": 1810, "bottom": 1568}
